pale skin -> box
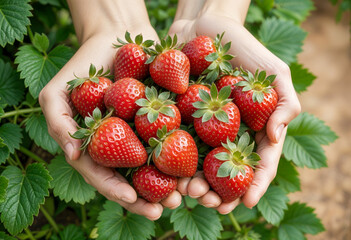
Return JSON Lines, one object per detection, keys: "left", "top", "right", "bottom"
{"left": 39, "top": 0, "right": 300, "bottom": 219}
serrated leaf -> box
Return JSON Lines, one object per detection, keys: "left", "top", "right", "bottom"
{"left": 0, "top": 232, "right": 16, "bottom": 240}
{"left": 15, "top": 44, "right": 74, "bottom": 98}
{"left": 0, "top": 123, "right": 23, "bottom": 153}
{"left": 171, "top": 205, "right": 222, "bottom": 240}
{"left": 97, "top": 200, "right": 155, "bottom": 240}
{"left": 32, "top": 33, "right": 49, "bottom": 53}
{"left": 273, "top": 0, "right": 314, "bottom": 23}
{"left": 25, "top": 114, "right": 60, "bottom": 155}
{"left": 0, "top": 176, "right": 8, "bottom": 203}
{"left": 0, "top": 0, "right": 32, "bottom": 47}
{"left": 257, "top": 186, "right": 289, "bottom": 225}
{"left": 274, "top": 158, "right": 300, "bottom": 193}
{"left": 290, "top": 63, "right": 316, "bottom": 93}
{"left": 278, "top": 202, "right": 324, "bottom": 240}
{"left": 0, "top": 146, "right": 10, "bottom": 165}
{"left": 232, "top": 203, "right": 258, "bottom": 224}
{"left": 0, "top": 164, "right": 52, "bottom": 235}
{"left": 39, "top": 0, "right": 61, "bottom": 7}
{"left": 246, "top": 5, "right": 264, "bottom": 23}
{"left": 51, "top": 224, "right": 85, "bottom": 240}
{"left": 48, "top": 155, "right": 96, "bottom": 204}
{"left": 258, "top": 18, "right": 306, "bottom": 64}
{"left": 0, "top": 59, "right": 25, "bottom": 105}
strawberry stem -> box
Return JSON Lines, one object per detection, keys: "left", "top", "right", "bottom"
{"left": 228, "top": 212, "right": 242, "bottom": 232}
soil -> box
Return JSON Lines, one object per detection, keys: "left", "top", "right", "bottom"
{"left": 290, "top": 1, "right": 351, "bottom": 239}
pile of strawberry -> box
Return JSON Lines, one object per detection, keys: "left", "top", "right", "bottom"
{"left": 68, "top": 32, "right": 278, "bottom": 203}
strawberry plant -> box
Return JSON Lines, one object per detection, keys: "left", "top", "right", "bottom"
{"left": 0, "top": 0, "right": 338, "bottom": 240}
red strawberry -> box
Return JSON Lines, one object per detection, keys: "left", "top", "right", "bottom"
{"left": 203, "top": 133, "right": 260, "bottom": 202}
{"left": 216, "top": 69, "right": 244, "bottom": 98}
{"left": 176, "top": 84, "right": 210, "bottom": 124}
{"left": 104, "top": 78, "right": 146, "bottom": 122}
{"left": 150, "top": 126, "right": 198, "bottom": 177}
{"left": 135, "top": 87, "right": 181, "bottom": 143}
{"left": 182, "top": 36, "right": 216, "bottom": 76}
{"left": 133, "top": 164, "right": 177, "bottom": 203}
{"left": 71, "top": 108, "right": 147, "bottom": 168}
{"left": 233, "top": 69, "right": 278, "bottom": 131}
{"left": 147, "top": 35, "right": 190, "bottom": 94}
{"left": 193, "top": 84, "right": 240, "bottom": 147}
{"left": 67, "top": 64, "right": 112, "bottom": 118}
{"left": 113, "top": 32, "right": 154, "bottom": 81}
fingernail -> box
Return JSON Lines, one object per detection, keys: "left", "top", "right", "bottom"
{"left": 274, "top": 124, "right": 284, "bottom": 143}
{"left": 64, "top": 143, "right": 74, "bottom": 160}
{"left": 121, "top": 197, "right": 134, "bottom": 204}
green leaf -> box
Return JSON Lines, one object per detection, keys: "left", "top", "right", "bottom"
{"left": 257, "top": 186, "right": 289, "bottom": 225}
{"left": 32, "top": 33, "right": 49, "bottom": 53}
{"left": 0, "top": 145, "right": 10, "bottom": 165}
{"left": 0, "top": 123, "right": 23, "bottom": 153}
{"left": 52, "top": 224, "right": 85, "bottom": 240}
{"left": 290, "top": 63, "right": 316, "bottom": 93}
{"left": 39, "top": 0, "right": 62, "bottom": 7}
{"left": 232, "top": 203, "right": 258, "bottom": 224}
{"left": 246, "top": 5, "right": 264, "bottom": 23}
{"left": 48, "top": 155, "right": 96, "bottom": 204}
{"left": 0, "top": 232, "right": 16, "bottom": 240}
{"left": 0, "top": 59, "right": 25, "bottom": 105}
{"left": 15, "top": 44, "right": 74, "bottom": 98}
{"left": 97, "top": 200, "right": 155, "bottom": 240}
{"left": 214, "top": 110, "right": 229, "bottom": 123}
{"left": 258, "top": 18, "right": 306, "bottom": 64}
{"left": 278, "top": 202, "right": 324, "bottom": 240}
{"left": 0, "top": 164, "right": 52, "bottom": 235}
{"left": 171, "top": 205, "right": 222, "bottom": 240}
{"left": 274, "top": 158, "right": 300, "bottom": 193}
{"left": 273, "top": 0, "right": 314, "bottom": 23}
{"left": 25, "top": 114, "right": 60, "bottom": 155}
{"left": 0, "top": 0, "right": 32, "bottom": 47}
{"left": 0, "top": 176, "right": 8, "bottom": 203}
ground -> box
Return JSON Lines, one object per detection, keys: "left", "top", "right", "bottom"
{"left": 290, "top": 1, "right": 350, "bottom": 239}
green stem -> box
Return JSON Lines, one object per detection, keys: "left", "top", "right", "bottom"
{"left": 24, "top": 228, "right": 36, "bottom": 240}
{"left": 27, "top": 26, "right": 34, "bottom": 43}
{"left": 19, "top": 146, "right": 47, "bottom": 165}
{"left": 13, "top": 152, "right": 25, "bottom": 171}
{"left": 81, "top": 204, "right": 87, "bottom": 229}
{"left": 7, "top": 157, "right": 18, "bottom": 167}
{"left": 40, "top": 206, "right": 59, "bottom": 233}
{"left": 228, "top": 212, "right": 241, "bottom": 232}
{"left": 158, "top": 230, "right": 175, "bottom": 240}
{"left": 0, "top": 107, "right": 42, "bottom": 119}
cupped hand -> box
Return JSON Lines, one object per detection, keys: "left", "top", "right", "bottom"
{"left": 39, "top": 28, "right": 182, "bottom": 220}
{"left": 169, "top": 13, "right": 300, "bottom": 211}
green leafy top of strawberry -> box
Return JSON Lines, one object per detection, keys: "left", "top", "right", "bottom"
{"left": 236, "top": 68, "right": 276, "bottom": 103}
{"left": 148, "top": 125, "right": 175, "bottom": 160}
{"left": 113, "top": 31, "right": 154, "bottom": 50}
{"left": 70, "top": 107, "right": 112, "bottom": 149}
{"left": 220, "top": 67, "right": 241, "bottom": 78}
{"left": 145, "top": 34, "right": 180, "bottom": 64}
{"left": 202, "top": 32, "right": 234, "bottom": 83}
{"left": 67, "top": 64, "right": 110, "bottom": 91}
{"left": 192, "top": 84, "right": 232, "bottom": 123}
{"left": 136, "top": 87, "right": 176, "bottom": 123}
{"left": 215, "top": 132, "right": 260, "bottom": 179}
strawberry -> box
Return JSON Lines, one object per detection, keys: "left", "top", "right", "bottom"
{"left": 113, "top": 32, "right": 153, "bottom": 81}
{"left": 216, "top": 69, "right": 244, "bottom": 98}
{"left": 71, "top": 108, "right": 147, "bottom": 168}
{"left": 135, "top": 87, "right": 181, "bottom": 143}
{"left": 132, "top": 164, "right": 177, "bottom": 203}
{"left": 233, "top": 69, "right": 278, "bottom": 131}
{"left": 104, "top": 77, "right": 146, "bottom": 122}
{"left": 67, "top": 64, "right": 112, "bottom": 118}
{"left": 176, "top": 84, "right": 210, "bottom": 124}
{"left": 203, "top": 133, "right": 260, "bottom": 202}
{"left": 146, "top": 35, "right": 190, "bottom": 94}
{"left": 192, "top": 84, "right": 240, "bottom": 147}
{"left": 182, "top": 36, "right": 216, "bottom": 76}
{"left": 149, "top": 126, "right": 198, "bottom": 177}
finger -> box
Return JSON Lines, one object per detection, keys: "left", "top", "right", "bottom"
{"left": 161, "top": 190, "right": 182, "bottom": 209}
{"left": 39, "top": 87, "right": 81, "bottom": 160}
{"left": 197, "top": 190, "right": 222, "bottom": 208}
{"left": 120, "top": 199, "right": 164, "bottom": 221}
{"left": 216, "top": 199, "right": 240, "bottom": 215}
{"left": 242, "top": 128, "right": 287, "bottom": 208}
{"left": 188, "top": 171, "right": 210, "bottom": 198}
{"left": 177, "top": 177, "right": 191, "bottom": 195}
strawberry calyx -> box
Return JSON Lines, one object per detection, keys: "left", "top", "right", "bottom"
{"left": 135, "top": 86, "right": 176, "bottom": 123}
{"left": 70, "top": 107, "right": 113, "bottom": 149}
{"left": 202, "top": 32, "right": 234, "bottom": 84}
{"left": 145, "top": 35, "right": 180, "bottom": 64}
{"left": 219, "top": 67, "right": 241, "bottom": 78}
{"left": 236, "top": 68, "right": 276, "bottom": 103}
{"left": 113, "top": 31, "right": 154, "bottom": 51}
{"left": 215, "top": 132, "right": 260, "bottom": 179}
{"left": 192, "top": 84, "right": 232, "bottom": 123}
{"left": 67, "top": 64, "right": 110, "bottom": 91}
{"left": 148, "top": 125, "right": 175, "bottom": 161}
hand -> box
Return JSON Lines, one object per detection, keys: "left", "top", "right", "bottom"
{"left": 40, "top": 0, "right": 183, "bottom": 219}
{"left": 169, "top": 0, "right": 301, "bottom": 212}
